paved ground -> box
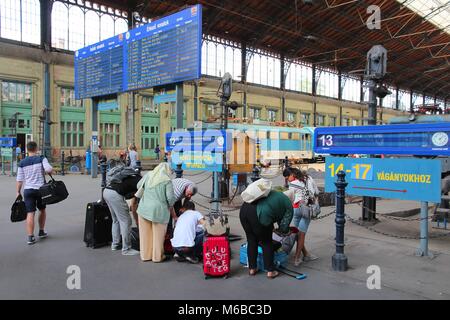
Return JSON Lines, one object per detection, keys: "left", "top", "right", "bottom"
{"left": 1, "top": 170, "right": 449, "bottom": 300}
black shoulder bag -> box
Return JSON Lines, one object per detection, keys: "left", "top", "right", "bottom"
{"left": 39, "top": 158, "right": 69, "bottom": 205}
{"left": 11, "top": 194, "right": 27, "bottom": 222}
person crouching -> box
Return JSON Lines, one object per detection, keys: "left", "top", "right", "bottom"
{"left": 170, "top": 201, "right": 205, "bottom": 264}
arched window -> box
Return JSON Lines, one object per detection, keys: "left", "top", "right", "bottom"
{"left": 115, "top": 18, "right": 128, "bottom": 35}
{"left": 100, "top": 14, "right": 114, "bottom": 40}
{"left": 68, "top": 5, "right": 84, "bottom": 51}
{"left": 201, "top": 40, "right": 207, "bottom": 75}
{"left": 21, "top": 0, "right": 40, "bottom": 44}
{"left": 85, "top": 10, "right": 100, "bottom": 46}
{"left": 0, "top": 0, "right": 40, "bottom": 44}
{"left": 52, "top": 1, "right": 69, "bottom": 49}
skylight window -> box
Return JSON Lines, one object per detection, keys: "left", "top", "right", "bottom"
{"left": 399, "top": 0, "right": 450, "bottom": 34}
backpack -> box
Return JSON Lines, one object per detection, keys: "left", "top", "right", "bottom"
{"left": 106, "top": 166, "right": 139, "bottom": 187}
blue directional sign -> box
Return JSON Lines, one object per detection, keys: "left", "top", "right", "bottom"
{"left": 0, "top": 137, "right": 17, "bottom": 148}
{"left": 166, "top": 129, "right": 231, "bottom": 152}
{"left": 75, "top": 5, "right": 202, "bottom": 99}
{"left": 314, "top": 123, "right": 450, "bottom": 156}
{"left": 325, "top": 157, "right": 441, "bottom": 203}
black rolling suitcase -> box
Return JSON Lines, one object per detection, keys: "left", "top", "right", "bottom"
{"left": 83, "top": 201, "right": 112, "bottom": 248}
{"left": 83, "top": 163, "right": 113, "bottom": 248}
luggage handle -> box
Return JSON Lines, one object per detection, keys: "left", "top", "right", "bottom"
{"left": 15, "top": 194, "right": 23, "bottom": 202}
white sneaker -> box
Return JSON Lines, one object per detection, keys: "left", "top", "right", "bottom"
{"left": 122, "top": 249, "right": 140, "bottom": 256}
{"left": 294, "top": 257, "right": 303, "bottom": 266}
{"left": 303, "top": 254, "right": 319, "bottom": 262}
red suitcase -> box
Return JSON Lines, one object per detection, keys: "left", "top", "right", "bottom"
{"left": 203, "top": 236, "right": 230, "bottom": 279}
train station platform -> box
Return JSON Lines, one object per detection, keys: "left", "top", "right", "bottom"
{"left": 1, "top": 173, "right": 449, "bottom": 300}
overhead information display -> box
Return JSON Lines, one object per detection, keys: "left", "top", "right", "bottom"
{"left": 74, "top": 5, "right": 202, "bottom": 99}
{"left": 75, "top": 35, "right": 125, "bottom": 99}
{"left": 314, "top": 123, "right": 450, "bottom": 156}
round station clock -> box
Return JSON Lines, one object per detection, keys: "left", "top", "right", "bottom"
{"left": 431, "top": 132, "right": 449, "bottom": 147}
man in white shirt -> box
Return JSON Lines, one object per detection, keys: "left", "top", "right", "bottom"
{"left": 171, "top": 201, "right": 205, "bottom": 264}
{"left": 16, "top": 141, "right": 53, "bottom": 245}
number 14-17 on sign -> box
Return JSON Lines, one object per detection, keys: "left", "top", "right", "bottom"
{"left": 328, "top": 162, "right": 374, "bottom": 181}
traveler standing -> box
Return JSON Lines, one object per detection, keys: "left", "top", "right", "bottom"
{"left": 128, "top": 144, "right": 139, "bottom": 168}
{"left": 284, "top": 168, "right": 319, "bottom": 266}
{"left": 16, "top": 144, "right": 22, "bottom": 161}
{"left": 135, "top": 163, "right": 177, "bottom": 262}
{"left": 154, "top": 145, "right": 160, "bottom": 161}
{"left": 16, "top": 141, "right": 53, "bottom": 245}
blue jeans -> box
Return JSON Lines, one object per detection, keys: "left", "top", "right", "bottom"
{"left": 174, "top": 230, "right": 204, "bottom": 258}
{"left": 292, "top": 207, "right": 311, "bottom": 234}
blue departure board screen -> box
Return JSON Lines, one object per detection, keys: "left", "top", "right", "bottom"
{"left": 74, "top": 5, "right": 202, "bottom": 99}
{"left": 314, "top": 123, "right": 450, "bottom": 156}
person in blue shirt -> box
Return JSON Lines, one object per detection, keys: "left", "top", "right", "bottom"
{"left": 16, "top": 144, "right": 22, "bottom": 161}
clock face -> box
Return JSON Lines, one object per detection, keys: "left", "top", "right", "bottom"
{"left": 431, "top": 132, "right": 449, "bottom": 147}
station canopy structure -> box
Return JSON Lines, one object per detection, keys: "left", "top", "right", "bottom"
{"left": 91, "top": 0, "right": 449, "bottom": 100}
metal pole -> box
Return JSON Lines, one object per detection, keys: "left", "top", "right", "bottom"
{"left": 213, "top": 171, "right": 219, "bottom": 212}
{"left": 91, "top": 100, "right": 99, "bottom": 179}
{"left": 193, "top": 81, "right": 198, "bottom": 121}
{"left": 61, "top": 150, "right": 65, "bottom": 176}
{"left": 416, "top": 201, "right": 431, "bottom": 257}
{"left": 176, "top": 83, "right": 184, "bottom": 129}
{"left": 332, "top": 171, "right": 348, "bottom": 271}
{"left": 362, "top": 79, "right": 377, "bottom": 221}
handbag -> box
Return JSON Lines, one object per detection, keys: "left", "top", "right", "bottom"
{"left": 39, "top": 159, "right": 69, "bottom": 205}
{"left": 11, "top": 195, "right": 27, "bottom": 222}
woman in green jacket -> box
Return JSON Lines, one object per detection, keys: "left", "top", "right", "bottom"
{"left": 239, "top": 190, "right": 293, "bottom": 279}
{"left": 135, "top": 163, "right": 177, "bottom": 262}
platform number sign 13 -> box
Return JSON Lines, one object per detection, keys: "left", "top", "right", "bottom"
{"left": 319, "top": 134, "right": 333, "bottom": 147}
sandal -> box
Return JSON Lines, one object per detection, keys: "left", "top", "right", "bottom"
{"left": 267, "top": 270, "right": 279, "bottom": 279}
{"left": 249, "top": 269, "right": 258, "bottom": 276}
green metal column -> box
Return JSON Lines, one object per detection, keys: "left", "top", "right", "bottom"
{"left": 41, "top": 0, "right": 53, "bottom": 158}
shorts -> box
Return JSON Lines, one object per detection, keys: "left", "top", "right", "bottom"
{"left": 292, "top": 207, "right": 311, "bottom": 233}
{"left": 24, "top": 189, "right": 46, "bottom": 213}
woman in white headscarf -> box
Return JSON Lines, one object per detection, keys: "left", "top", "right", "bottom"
{"left": 135, "top": 163, "right": 177, "bottom": 262}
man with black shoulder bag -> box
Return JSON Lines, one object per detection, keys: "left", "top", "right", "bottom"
{"left": 16, "top": 142, "right": 53, "bottom": 245}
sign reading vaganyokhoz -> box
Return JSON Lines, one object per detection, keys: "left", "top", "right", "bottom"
{"left": 325, "top": 157, "right": 441, "bottom": 203}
